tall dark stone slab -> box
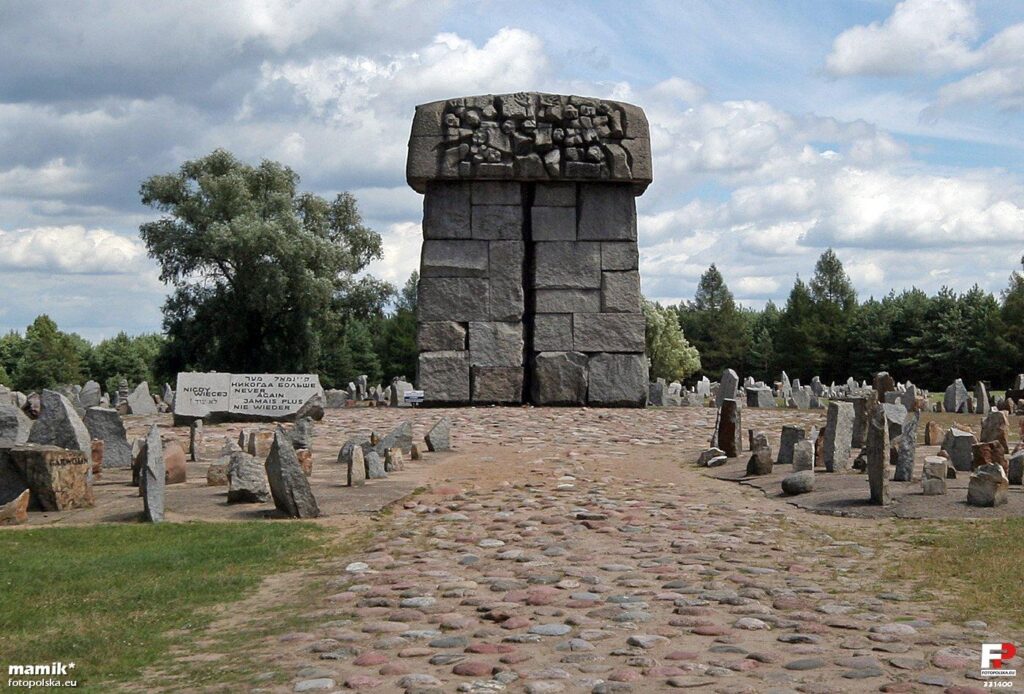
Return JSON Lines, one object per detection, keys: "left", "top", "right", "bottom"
{"left": 408, "top": 92, "right": 650, "bottom": 407}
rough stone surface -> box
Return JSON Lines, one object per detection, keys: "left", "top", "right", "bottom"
{"left": 587, "top": 353, "right": 647, "bottom": 407}
{"left": 572, "top": 313, "right": 645, "bottom": 353}
{"left": 374, "top": 421, "right": 414, "bottom": 456}
{"left": 472, "top": 366, "right": 523, "bottom": 403}
{"left": 83, "top": 407, "right": 132, "bottom": 469}
{"left": 532, "top": 352, "right": 588, "bottom": 406}
{"left": 824, "top": 401, "right": 854, "bottom": 473}
{"left": 943, "top": 379, "right": 968, "bottom": 413}
{"left": 418, "top": 351, "right": 470, "bottom": 403}
{"left": 227, "top": 452, "right": 270, "bottom": 503}
{"left": 425, "top": 418, "right": 452, "bottom": 452}
{"left": 4, "top": 445, "right": 93, "bottom": 512}
{"left": 27, "top": 390, "right": 90, "bottom": 453}
{"left": 782, "top": 470, "right": 815, "bottom": 495}
{"left": 891, "top": 412, "right": 920, "bottom": 482}
{"left": 265, "top": 429, "right": 320, "bottom": 518}
{"left": 417, "top": 321, "right": 467, "bottom": 352}
{"left": 0, "top": 403, "right": 32, "bottom": 444}
{"left": 468, "top": 321, "right": 524, "bottom": 367}
{"left": 717, "top": 369, "right": 739, "bottom": 407}
{"left": 941, "top": 427, "right": 977, "bottom": 472}
{"left": 127, "top": 382, "right": 158, "bottom": 415}
{"left": 716, "top": 399, "right": 741, "bottom": 458}
{"left": 777, "top": 425, "right": 805, "bottom": 466}
{"left": 792, "top": 439, "right": 815, "bottom": 472}
{"left": 967, "top": 463, "right": 1008, "bottom": 507}
{"left": 141, "top": 425, "right": 164, "bottom": 522}
{"left": 0, "top": 488, "right": 29, "bottom": 525}
{"left": 867, "top": 409, "right": 891, "bottom": 505}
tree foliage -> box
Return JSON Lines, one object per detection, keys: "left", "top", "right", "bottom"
{"left": 11, "top": 316, "right": 83, "bottom": 393}
{"left": 643, "top": 300, "right": 701, "bottom": 381}
{"left": 678, "top": 264, "right": 750, "bottom": 377}
{"left": 139, "top": 149, "right": 384, "bottom": 375}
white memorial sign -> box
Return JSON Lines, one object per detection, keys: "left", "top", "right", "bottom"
{"left": 174, "top": 372, "right": 323, "bottom": 421}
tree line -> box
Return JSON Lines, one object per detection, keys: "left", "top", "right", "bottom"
{"left": 3, "top": 149, "right": 1019, "bottom": 398}
{"left": 667, "top": 250, "right": 1024, "bottom": 391}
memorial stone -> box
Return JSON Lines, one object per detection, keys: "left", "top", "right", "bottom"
{"left": 408, "top": 92, "right": 650, "bottom": 406}
{"left": 777, "top": 425, "right": 805, "bottom": 466}
{"left": 824, "top": 401, "right": 854, "bottom": 473}
{"left": 174, "top": 373, "right": 325, "bottom": 423}
{"left": 866, "top": 409, "right": 890, "bottom": 505}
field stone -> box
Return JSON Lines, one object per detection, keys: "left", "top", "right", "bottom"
{"left": 79, "top": 380, "right": 102, "bottom": 409}
{"left": 227, "top": 451, "right": 270, "bottom": 503}
{"left": 980, "top": 410, "right": 1010, "bottom": 453}
{"left": 781, "top": 470, "right": 815, "bottom": 495}
{"left": 425, "top": 417, "right": 451, "bottom": 452}
{"left": 163, "top": 438, "right": 187, "bottom": 484}
{"left": 127, "top": 381, "right": 158, "bottom": 415}
{"left": 777, "top": 425, "right": 805, "bottom": 466}
{"left": 365, "top": 451, "right": 386, "bottom": 480}
{"left": 1009, "top": 451, "right": 1024, "bottom": 485}
{"left": 27, "top": 390, "right": 90, "bottom": 453}
{"left": 0, "top": 488, "right": 29, "bottom": 525}
{"left": 6, "top": 445, "right": 94, "bottom": 512}
{"left": 0, "top": 403, "right": 32, "bottom": 444}
{"left": 824, "top": 401, "right": 854, "bottom": 472}
{"left": 206, "top": 461, "right": 228, "bottom": 486}
{"left": 967, "top": 463, "right": 1009, "bottom": 507}
{"left": 792, "top": 439, "right": 814, "bottom": 472}
{"left": 265, "top": 428, "right": 320, "bottom": 518}
{"left": 141, "top": 424, "right": 164, "bottom": 522}
{"left": 374, "top": 420, "right": 413, "bottom": 456}
{"left": 867, "top": 409, "right": 891, "bottom": 505}
{"left": 940, "top": 427, "right": 976, "bottom": 472}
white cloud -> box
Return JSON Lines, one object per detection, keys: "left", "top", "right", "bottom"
{"left": 735, "top": 275, "right": 780, "bottom": 297}
{"left": 363, "top": 221, "right": 422, "bottom": 287}
{"left": 0, "top": 226, "right": 149, "bottom": 274}
{"left": 825, "top": 0, "right": 981, "bottom": 76}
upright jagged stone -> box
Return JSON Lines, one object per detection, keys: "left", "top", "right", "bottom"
{"left": 0, "top": 403, "right": 32, "bottom": 444}
{"left": 265, "top": 429, "right": 319, "bottom": 518}
{"left": 27, "top": 390, "right": 91, "bottom": 453}
{"left": 824, "top": 401, "right": 854, "bottom": 473}
{"left": 83, "top": 407, "right": 132, "bottom": 469}
{"left": 408, "top": 93, "right": 650, "bottom": 406}
{"left": 141, "top": 424, "right": 164, "bottom": 522}
{"left": 866, "top": 409, "right": 891, "bottom": 505}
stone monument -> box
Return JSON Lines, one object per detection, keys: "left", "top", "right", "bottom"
{"left": 406, "top": 92, "right": 651, "bottom": 406}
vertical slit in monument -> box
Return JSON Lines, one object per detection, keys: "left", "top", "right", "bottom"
{"left": 522, "top": 181, "right": 536, "bottom": 404}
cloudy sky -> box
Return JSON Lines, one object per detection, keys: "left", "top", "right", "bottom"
{"left": 1, "top": 0, "right": 1022, "bottom": 340}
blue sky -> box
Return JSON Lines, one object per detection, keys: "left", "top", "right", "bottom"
{"left": 0, "top": 0, "right": 1021, "bottom": 340}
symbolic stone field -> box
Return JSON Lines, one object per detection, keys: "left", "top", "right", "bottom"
{"left": 2, "top": 93, "right": 1023, "bottom": 692}
{"left": 3, "top": 370, "right": 1024, "bottom": 693}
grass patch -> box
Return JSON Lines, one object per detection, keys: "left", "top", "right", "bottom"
{"left": 0, "top": 521, "right": 327, "bottom": 692}
{"left": 886, "top": 518, "right": 1024, "bottom": 629}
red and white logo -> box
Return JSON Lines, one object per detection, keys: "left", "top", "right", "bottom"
{"left": 981, "top": 642, "right": 1017, "bottom": 677}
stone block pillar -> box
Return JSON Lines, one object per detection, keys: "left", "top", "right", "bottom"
{"left": 407, "top": 92, "right": 651, "bottom": 406}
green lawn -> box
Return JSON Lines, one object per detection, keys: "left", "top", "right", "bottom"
{"left": 0, "top": 522, "right": 327, "bottom": 692}
{"left": 888, "top": 518, "right": 1024, "bottom": 629}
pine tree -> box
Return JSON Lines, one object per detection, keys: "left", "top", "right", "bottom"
{"left": 775, "top": 278, "right": 820, "bottom": 382}
{"left": 684, "top": 264, "right": 751, "bottom": 377}
{"left": 12, "top": 315, "right": 83, "bottom": 392}
{"left": 808, "top": 249, "right": 856, "bottom": 381}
